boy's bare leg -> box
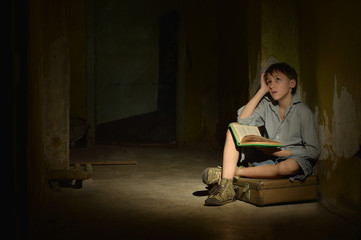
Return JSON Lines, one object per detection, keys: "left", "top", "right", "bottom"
{"left": 221, "top": 129, "right": 240, "bottom": 179}
{"left": 236, "top": 158, "right": 300, "bottom": 179}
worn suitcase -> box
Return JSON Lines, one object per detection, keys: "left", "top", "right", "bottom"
{"left": 233, "top": 176, "right": 319, "bottom": 206}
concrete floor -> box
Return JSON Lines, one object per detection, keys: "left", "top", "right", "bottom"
{"left": 31, "top": 145, "right": 360, "bottom": 240}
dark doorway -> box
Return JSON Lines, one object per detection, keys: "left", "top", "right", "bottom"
{"left": 95, "top": 8, "right": 178, "bottom": 144}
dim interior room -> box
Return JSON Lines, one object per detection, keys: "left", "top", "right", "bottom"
{"left": 11, "top": 0, "right": 360, "bottom": 239}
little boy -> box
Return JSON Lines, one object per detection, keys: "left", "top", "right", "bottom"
{"left": 203, "top": 62, "right": 320, "bottom": 206}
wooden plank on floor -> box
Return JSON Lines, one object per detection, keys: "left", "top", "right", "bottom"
{"left": 70, "top": 160, "right": 137, "bottom": 165}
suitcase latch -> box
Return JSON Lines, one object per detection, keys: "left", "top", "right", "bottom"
{"left": 242, "top": 183, "right": 250, "bottom": 200}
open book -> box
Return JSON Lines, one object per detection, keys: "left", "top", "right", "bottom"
{"left": 229, "top": 122, "right": 284, "bottom": 147}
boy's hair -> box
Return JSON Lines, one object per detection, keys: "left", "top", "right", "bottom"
{"left": 265, "top": 62, "right": 297, "bottom": 94}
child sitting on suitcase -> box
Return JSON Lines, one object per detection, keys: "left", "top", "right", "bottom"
{"left": 203, "top": 62, "right": 320, "bottom": 206}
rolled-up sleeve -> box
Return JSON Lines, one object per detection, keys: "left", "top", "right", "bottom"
{"left": 237, "top": 99, "right": 266, "bottom": 127}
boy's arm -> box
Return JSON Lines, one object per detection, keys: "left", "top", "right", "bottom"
{"left": 261, "top": 147, "right": 291, "bottom": 157}
{"left": 239, "top": 73, "right": 269, "bottom": 119}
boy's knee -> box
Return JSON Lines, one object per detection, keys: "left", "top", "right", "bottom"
{"left": 277, "top": 159, "right": 300, "bottom": 176}
{"left": 226, "top": 128, "right": 233, "bottom": 138}
{"left": 226, "top": 127, "right": 231, "bottom": 134}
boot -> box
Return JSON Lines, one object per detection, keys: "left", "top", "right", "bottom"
{"left": 202, "top": 166, "right": 244, "bottom": 185}
{"left": 205, "top": 178, "right": 236, "bottom": 206}
{"left": 202, "top": 166, "right": 222, "bottom": 185}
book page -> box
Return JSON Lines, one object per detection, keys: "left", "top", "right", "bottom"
{"left": 241, "top": 135, "right": 283, "bottom": 146}
{"left": 231, "top": 123, "right": 260, "bottom": 141}
{"left": 229, "top": 123, "right": 283, "bottom": 147}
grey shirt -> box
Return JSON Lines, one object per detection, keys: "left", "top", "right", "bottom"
{"left": 237, "top": 94, "right": 320, "bottom": 161}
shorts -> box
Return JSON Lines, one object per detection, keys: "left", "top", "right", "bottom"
{"left": 240, "top": 148, "right": 314, "bottom": 181}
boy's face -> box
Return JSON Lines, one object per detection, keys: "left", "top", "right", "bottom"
{"left": 265, "top": 71, "right": 296, "bottom": 101}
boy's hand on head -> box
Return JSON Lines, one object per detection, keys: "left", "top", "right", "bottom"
{"left": 240, "top": 73, "right": 270, "bottom": 120}
{"left": 259, "top": 73, "right": 269, "bottom": 95}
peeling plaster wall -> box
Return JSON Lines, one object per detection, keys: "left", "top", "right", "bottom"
{"left": 299, "top": 0, "right": 361, "bottom": 221}
{"left": 313, "top": 75, "right": 361, "bottom": 220}
{"left": 315, "top": 78, "right": 360, "bottom": 175}
{"left": 331, "top": 79, "right": 360, "bottom": 160}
